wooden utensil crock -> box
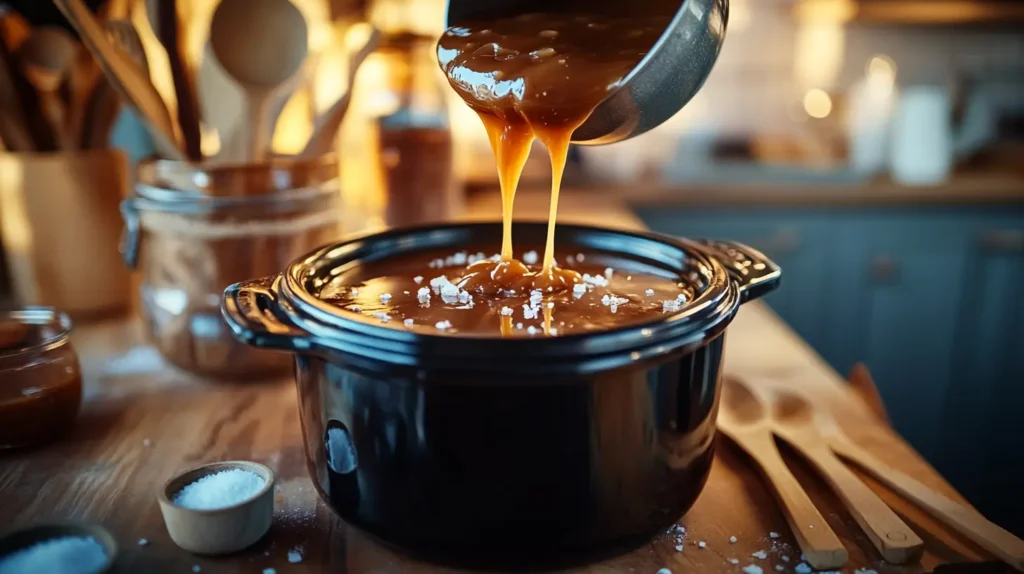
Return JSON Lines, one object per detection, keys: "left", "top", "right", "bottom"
{"left": 0, "top": 149, "right": 132, "bottom": 319}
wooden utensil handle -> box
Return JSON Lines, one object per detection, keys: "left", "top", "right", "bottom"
{"left": 832, "top": 437, "right": 1024, "bottom": 572}
{"left": 786, "top": 436, "right": 924, "bottom": 564}
{"left": 727, "top": 430, "right": 849, "bottom": 570}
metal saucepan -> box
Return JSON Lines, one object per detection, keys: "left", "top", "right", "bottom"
{"left": 444, "top": 0, "right": 729, "bottom": 144}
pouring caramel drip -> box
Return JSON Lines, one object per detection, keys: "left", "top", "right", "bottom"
{"left": 438, "top": 14, "right": 666, "bottom": 285}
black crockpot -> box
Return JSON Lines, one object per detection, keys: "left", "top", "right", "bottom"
{"left": 221, "top": 222, "right": 780, "bottom": 570}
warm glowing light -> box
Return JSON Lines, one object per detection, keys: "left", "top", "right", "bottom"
{"left": 794, "top": 22, "right": 844, "bottom": 89}
{"left": 803, "top": 89, "right": 833, "bottom": 119}
{"left": 867, "top": 55, "right": 897, "bottom": 83}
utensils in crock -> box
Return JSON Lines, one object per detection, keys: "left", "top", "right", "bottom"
{"left": 208, "top": 0, "right": 308, "bottom": 162}
{"left": 777, "top": 386, "right": 1024, "bottom": 571}
{"left": 717, "top": 377, "right": 848, "bottom": 570}
{"left": 0, "top": 521, "right": 118, "bottom": 573}
{"left": 158, "top": 461, "right": 275, "bottom": 555}
{"left": 145, "top": 0, "right": 202, "bottom": 160}
{"left": 17, "top": 27, "right": 77, "bottom": 150}
{"left": 761, "top": 384, "right": 925, "bottom": 564}
{"left": 445, "top": 0, "right": 728, "bottom": 145}
{"left": 300, "top": 27, "right": 380, "bottom": 159}
{"left": 52, "top": 0, "right": 185, "bottom": 160}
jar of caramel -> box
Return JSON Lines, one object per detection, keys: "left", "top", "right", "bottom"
{"left": 0, "top": 308, "right": 82, "bottom": 450}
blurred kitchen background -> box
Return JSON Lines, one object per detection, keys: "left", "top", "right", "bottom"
{"left": 1, "top": 0, "right": 1022, "bottom": 532}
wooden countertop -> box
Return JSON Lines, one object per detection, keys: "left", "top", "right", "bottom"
{"left": 470, "top": 173, "right": 1024, "bottom": 209}
{"left": 0, "top": 193, "right": 999, "bottom": 573}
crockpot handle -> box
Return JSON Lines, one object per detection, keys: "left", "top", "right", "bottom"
{"left": 221, "top": 275, "right": 313, "bottom": 351}
{"left": 694, "top": 239, "right": 781, "bottom": 303}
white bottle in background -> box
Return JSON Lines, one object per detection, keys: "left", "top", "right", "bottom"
{"left": 889, "top": 85, "right": 954, "bottom": 186}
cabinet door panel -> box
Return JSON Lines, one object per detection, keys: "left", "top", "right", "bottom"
{"left": 638, "top": 209, "right": 834, "bottom": 362}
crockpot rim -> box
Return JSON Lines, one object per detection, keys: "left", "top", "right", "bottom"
{"left": 274, "top": 221, "right": 741, "bottom": 357}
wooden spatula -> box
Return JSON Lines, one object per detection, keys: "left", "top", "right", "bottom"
{"left": 52, "top": 0, "right": 185, "bottom": 160}
{"left": 717, "top": 377, "right": 849, "bottom": 570}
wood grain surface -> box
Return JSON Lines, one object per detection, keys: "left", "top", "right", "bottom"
{"left": 0, "top": 193, "right": 1000, "bottom": 573}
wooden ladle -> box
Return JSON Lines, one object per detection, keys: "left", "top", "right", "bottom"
{"left": 18, "top": 27, "right": 78, "bottom": 150}
{"left": 717, "top": 377, "right": 848, "bottom": 570}
{"left": 785, "top": 386, "right": 1024, "bottom": 571}
{"left": 765, "top": 386, "right": 925, "bottom": 564}
{"left": 208, "top": 0, "right": 308, "bottom": 162}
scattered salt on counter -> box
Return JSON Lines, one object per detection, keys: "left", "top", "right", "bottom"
{"left": 751, "top": 550, "right": 768, "bottom": 560}
{"left": 172, "top": 469, "right": 266, "bottom": 510}
{"left": 729, "top": 536, "right": 737, "bottom": 543}
{"left": 0, "top": 537, "right": 107, "bottom": 574}
{"left": 742, "top": 566, "right": 763, "bottom": 574}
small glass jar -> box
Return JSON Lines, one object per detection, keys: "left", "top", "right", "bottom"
{"left": 0, "top": 307, "right": 82, "bottom": 450}
{"left": 121, "top": 156, "right": 342, "bottom": 380}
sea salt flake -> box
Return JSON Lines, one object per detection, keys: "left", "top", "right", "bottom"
{"left": 527, "top": 326, "right": 539, "bottom": 336}
{"left": 698, "top": 541, "right": 706, "bottom": 548}
{"left": 663, "top": 299, "right": 682, "bottom": 312}
{"left": 523, "top": 250, "right": 538, "bottom": 265}
{"left": 751, "top": 550, "right": 768, "bottom": 560}
{"left": 742, "top": 566, "right": 763, "bottom": 574}
{"left": 729, "top": 536, "right": 738, "bottom": 543}
{"left": 287, "top": 547, "right": 303, "bottom": 563}
{"left": 549, "top": 328, "right": 558, "bottom": 335}
{"left": 500, "top": 307, "right": 514, "bottom": 316}
{"left": 138, "top": 538, "right": 149, "bottom": 546}
{"left": 572, "top": 283, "right": 587, "bottom": 294}
{"left": 449, "top": 251, "right": 468, "bottom": 265}
{"left": 794, "top": 564, "right": 812, "bottom": 574}
{"left": 577, "top": 253, "right": 585, "bottom": 261}
{"left": 373, "top": 312, "right": 390, "bottom": 323}
{"left": 0, "top": 535, "right": 111, "bottom": 574}
{"left": 403, "top": 319, "right": 414, "bottom": 327}
{"left": 417, "top": 287, "right": 431, "bottom": 303}
{"left": 263, "top": 569, "right": 277, "bottom": 574}
{"left": 172, "top": 469, "right": 266, "bottom": 510}
{"left": 604, "top": 267, "right": 613, "bottom": 279}
{"left": 440, "top": 283, "right": 460, "bottom": 300}
{"left": 523, "top": 305, "right": 538, "bottom": 320}
{"left": 529, "top": 290, "right": 543, "bottom": 306}
{"left": 582, "top": 273, "right": 608, "bottom": 287}
{"left": 458, "top": 290, "right": 472, "bottom": 304}
{"left": 428, "top": 258, "right": 444, "bottom": 268}
{"left": 645, "top": 288, "right": 655, "bottom": 296}
{"left": 546, "top": 302, "right": 554, "bottom": 309}
{"left": 775, "top": 567, "right": 785, "bottom": 572}
{"left": 429, "top": 275, "right": 451, "bottom": 293}
{"left": 674, "top": 545, "right": 683, "bottom": 552}
{"left": 728, "top": 558, "right": 740, "bottom": 564}
{"left": 769, "top": 532, "right": 780, "bottom": 539}
{"left": 781, "top": 555, "right": 790, "bottom": 562}
{"left": 379, "top": 293, "right": 392, "bottom": 303}
{"left": 490, "top": 254, "right": 501, "bottom": 262}
{"left": 413, "top": 276, "right": 423, "bottom": 284}
{"left": 516, "top": 323, "right": 523, "bottom": 329}
{"left": 435, "top": 320, "right": 452, "bottom": 331}
{"left": 656, "top": 569, "right": 672, "bottom": 574}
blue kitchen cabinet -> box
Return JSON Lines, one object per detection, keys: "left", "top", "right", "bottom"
{"left": 637, "top": 208, "right": 837, "bottom": 363}
{"left": 939, "top": 219, "right": 1024, "bottom": 533}
{"left": 828, "top": 211, "right": 976, "bottom": 464}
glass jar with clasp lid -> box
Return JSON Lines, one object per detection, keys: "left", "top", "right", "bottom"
{"left": 120, "top": 156, "right": 342, "bottom": 380}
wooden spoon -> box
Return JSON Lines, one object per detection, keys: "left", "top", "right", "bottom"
{"left": 18, "top": 27, "right": 78, "bottom": 150}
{"left": 801, "top": 388, "right": 1024, "bottom": 571}
{"left": 717, "top": 377, "right": 848, "bottom": 570}
{"left": 764, "top": 386, "right": 925, "bottom": 564}
{"left": 208, "top": 0, "right": 308, "bottom": 162}
{"left": 300, "top": 27, "right": 380, "bottom": 159}
{"left": 145, "top": 0, "right": 202, "bottom": 160}
{"left": 52, "top": 0, "right": 185, "bottom": 160}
